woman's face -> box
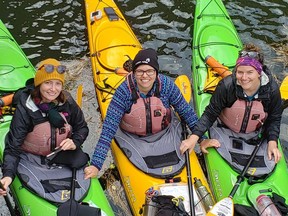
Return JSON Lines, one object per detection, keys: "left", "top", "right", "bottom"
{"left": 39, "top": 79, "right": 63, "bottom": 103}
{"left": 134, "top": 64, "right": 157, "bottom": 94}
{"left": 235, "top": 65, "right": 260, "bottom": 92}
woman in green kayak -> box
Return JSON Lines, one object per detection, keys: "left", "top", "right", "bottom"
{"left": 0, "top": 58, "right": 89, "bottom": 197}
{"left": 180, "top": 44, "right": 282, "bottom": 165}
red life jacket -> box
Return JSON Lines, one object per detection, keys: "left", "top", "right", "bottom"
{"left": 21, "top": 113, "right": 71, "bottom": 156}
{"left": 119, "top": 74, "right": 171, "bottom": 136}
{"left": 219, "top": 99, "right": 267, "bottom": 133}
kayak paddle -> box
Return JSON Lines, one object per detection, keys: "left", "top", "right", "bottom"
{"left": 207, "top": 135, "right": 264, "bottom": 216}
{"left": 0, "top": 180, "right": 16, "bottom": 216}
{"left": 175, "top": 74, "right": 196, "bottom": 216}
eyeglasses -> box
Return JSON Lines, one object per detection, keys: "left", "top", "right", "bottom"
{"left": 239, "top": 51, "right": 260, "bottom": 60}
{"left": 134, "top": 69, "right": 156, "bottom": 76}
{"left": 39, "top": 64, "right": 67, "bottom": 74}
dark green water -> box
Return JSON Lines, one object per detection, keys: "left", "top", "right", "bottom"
{"left": 0, "top": 0, "right": 287, "bottom": 215}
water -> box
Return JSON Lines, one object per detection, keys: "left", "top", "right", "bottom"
{"left": 0, "top": 0, "right": 287, "bottom": 215}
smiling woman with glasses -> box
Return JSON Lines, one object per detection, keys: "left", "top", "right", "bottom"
{"left": 85, "top": 48, "right": 203, "bottom": 179}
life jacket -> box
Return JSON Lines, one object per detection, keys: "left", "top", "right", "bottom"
{"left": 119, "top": 74, "right": 171, "bottom": 136}
{"left": 219, "top": 99, "right": 267, "bottom": 133}
{"left": 21, "top": 113, "right": 71, "bottom": 156}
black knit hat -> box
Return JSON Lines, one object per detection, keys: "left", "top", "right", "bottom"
{"left": 132, "top": 48, "right": 159, "bottom": 72}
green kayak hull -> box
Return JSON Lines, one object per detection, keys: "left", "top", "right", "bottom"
{"left": 0, "top": 20, "right": 114, "bottom": 216}
{"left": 192, "top": 0, "right": 288, "bottom": 208}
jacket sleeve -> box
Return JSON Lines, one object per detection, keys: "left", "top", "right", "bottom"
{"left": 162, "top": 76, "right": 198, "bottom": 131}
{"left": 90, "top": 83, "right": 130, "bottom": 170}
{"left": 2, "top": 104, "right": 31, "bottom": 180}
{"left": 263, "top": 80, "right": 282, "bottom": 141}
{"left": 193, "top": 77, "right": 234, "bottom": 137}
{"left": 65, "top": 93, "right": 89, "bottom": 148}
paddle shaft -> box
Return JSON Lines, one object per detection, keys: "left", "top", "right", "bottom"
{"left": 229, "top": 141, "right": 262, "bottom": 198}
{"left": 0, "top": 181, "right": 16, "bottom": 216}
{"left": 182, "top": 122, "right": 196, "bottom": 216}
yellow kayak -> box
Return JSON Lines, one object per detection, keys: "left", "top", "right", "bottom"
{"left": 84, "top": 0, "right": 212, "bottom": 215}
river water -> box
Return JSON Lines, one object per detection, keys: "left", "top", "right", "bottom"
{"left": 0, "top": 0, "right": 287, "bottom": 215}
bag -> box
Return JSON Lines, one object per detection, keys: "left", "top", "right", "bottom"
{"left": 151, "top": 195, "right": 189, "bottom": 216}
{"left": 57, "top": 199, "right": 101, "bottom": 216}
{"left": 234, "top": 204, "right": 259, "bottom": 216}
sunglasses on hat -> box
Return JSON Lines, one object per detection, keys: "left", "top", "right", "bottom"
{"left": 239, "top": 51, "right": 260, "bottom": 60}
{"left": 39, "top": 64, "right": 67, "bottom": 74}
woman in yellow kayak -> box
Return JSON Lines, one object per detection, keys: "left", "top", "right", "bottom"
{"left": 85, "top": 48, "right": 208, "bottom": 178}
{"left": 180, "top": 44, "right": 282, "bottom": 167}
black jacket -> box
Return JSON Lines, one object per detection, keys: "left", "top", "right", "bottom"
{"left": 2, "top": 89, "right": 89, "bottom": 180}
{"left": 193, "top": 66, "right": 282, "bottom": 142}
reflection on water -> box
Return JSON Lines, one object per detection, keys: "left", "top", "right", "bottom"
{"left": 0, "top": 0, "right": 287, "bottom": 215}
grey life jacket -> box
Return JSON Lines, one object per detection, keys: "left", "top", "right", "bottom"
{"left": 209, "top": 122, "right": 275, "bottom": 177}
{"left": 17, "top": 152, "right": 90, "bottom": 203}
{"left": 119, "top": 73, "right": 171, "bottom": 136}
{"left": 219, "top": 99, "right": 267, "bottom": 133}
{"left": 115, "top": 111, "right": 185, "bottom": 178}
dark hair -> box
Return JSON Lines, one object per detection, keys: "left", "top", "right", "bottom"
{"left": 31, "top": 86, "right": 66, "bottom": 104}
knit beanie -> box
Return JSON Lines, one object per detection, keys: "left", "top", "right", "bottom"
{"left": 34, "top": 58, "right": 65, "bottom": 87}
{"left": 132, "top": 48, "right": 159, "bottom": 72}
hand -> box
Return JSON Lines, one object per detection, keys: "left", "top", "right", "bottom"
{"left": 267, "top": 141, "right": 281, "bottom": 163}
{"left": 200, "top": 139, "right": 221, "bottom": 154}
{"left": 180, "top": 134, "right": 199, "bottom": 155}
{"left": 0, "top": 177, "right": 12, "bottom": 196}
{"left": 59, "top": 138, "right": 76, "bottom": 151}
{"left": 84, "top": 165, "right": 99, "bottom": 179}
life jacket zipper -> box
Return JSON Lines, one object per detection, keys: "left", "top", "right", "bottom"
{"left": 240, "top": 101, "right": 253, "bottom": 133}
{"left": 144, "top": 98, "right": 152, "bottom": 134}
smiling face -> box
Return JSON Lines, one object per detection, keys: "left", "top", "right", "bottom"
{"left": 39, "top": 79, "right": 63, "bottom": 103}
{"left": 134, "top": 64, "right": 157, "bottom": 94}
{"left": 235, "top": 65, "right": 261, "bottom": 95}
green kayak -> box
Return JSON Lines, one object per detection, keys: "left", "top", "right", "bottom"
{"left": 192, "top": 0, "right": 288, "bottom": 211}
{"left": 0, "top": 19, "right": 114, "bottom": 216}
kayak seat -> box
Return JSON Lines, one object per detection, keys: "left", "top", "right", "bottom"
{"left": 17, "top": 152, "right": 90, "bottom": 204}
{"left": 209, "top": 123, "right": 276, "bottom": 178}
{"left": 115, "top": 112, "right": 185, "bottom": 178}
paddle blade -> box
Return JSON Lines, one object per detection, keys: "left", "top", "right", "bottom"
{"left": 174, "top": 75, "right": 192, "bottom": 103}
{"left": 280, "top": 76, "right": 288, "bottom": 100}
{"left": 76, "top": 84, "right": 83, "bottom": 108}
{"left": 207, "top": 197, "right": 234, "bottom": 216}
